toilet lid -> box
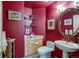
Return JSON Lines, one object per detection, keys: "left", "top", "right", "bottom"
{"left": 37, "top": 46, "right": 53, "bottom": 53}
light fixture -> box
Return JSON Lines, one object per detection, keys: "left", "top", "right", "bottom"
{"left": 57, "top": 5, "right": 63, "bottom": 12}
{"left": 44, "top": 0, "right": 49, "bottom": 2}
{"left": 57, "top": 4, "right": 66, "bottom": 13}
{"left": 75, "top": 1, "right": 79, "bottom": 8}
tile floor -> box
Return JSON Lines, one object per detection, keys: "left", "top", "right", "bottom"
{"left": 24, "top": 52, "right": 39, "bottom": 58}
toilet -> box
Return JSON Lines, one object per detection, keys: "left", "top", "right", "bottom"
{"left": 37, "top": 41, "right": 54, "bottom": 58}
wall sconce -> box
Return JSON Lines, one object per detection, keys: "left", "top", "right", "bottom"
{"left": 57, "top": 5, "right": 66, "bottom": 13}
{"left": 75, "top": 1, "right": 79, "bottom": 8}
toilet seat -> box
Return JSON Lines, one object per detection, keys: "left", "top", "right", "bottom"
{"left": 37, "top": 41, "right": 54, "bottom": 58}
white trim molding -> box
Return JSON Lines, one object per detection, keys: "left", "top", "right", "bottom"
{"left": 0, "top": 1, "right": 2, "bottom": 41}
{"left": 0, "top": 1, "right": 3, "bottom": 58}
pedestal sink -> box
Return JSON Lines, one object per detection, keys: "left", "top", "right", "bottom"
{"left": 54, "top": 40, "right": 79, "bottom": 58}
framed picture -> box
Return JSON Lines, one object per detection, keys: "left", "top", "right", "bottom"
{"left": 8, "top": 10, "right": 21, "bottom": 20}
{"left": 64, "top": 19, "right": 72, "bottom": 25}
{"left": 48, "top": 18, "right": 55, "bottom": 30}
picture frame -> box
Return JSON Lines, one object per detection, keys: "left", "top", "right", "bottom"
{"left": 64, "top": 19, "right": 72, "bottom": 25}
{"left": 8, "top": 10, "right": 21, "bottom": 20}
{"left": 48, "top": 18, "right": 55, "bottom": 30}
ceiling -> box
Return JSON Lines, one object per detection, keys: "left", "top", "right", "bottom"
{"left": 24, "top": 1, "right": 55, "bottom": 8}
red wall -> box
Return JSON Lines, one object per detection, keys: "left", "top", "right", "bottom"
{"left": 3, "top": 1, "right": 79, "bottom": 58}
{"left": 32, "top": 8, "right": 46, "bottom": 45}
{"left": 3, "top": 1, "right": 32, "bottom": 58}
{"left": 46, "top": 1, "right": 79, "bottom": 58}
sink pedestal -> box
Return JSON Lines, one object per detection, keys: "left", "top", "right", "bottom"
{"left": 55, "top": 40, "right": 79, "bottom": 58}
{"left": 63, "top": 51, "right": 69, "bottom": 58}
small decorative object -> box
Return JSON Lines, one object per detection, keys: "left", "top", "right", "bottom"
{"left": 24, "top": 35, "right": 30, "bottom": 39}
{"left": 8, "top": 10, "right": 21, "bottom": 20}
{"left": 64, "top": 19, "right": 72, "bottom": 25}
{"left": 65, "top": 29, "right": 68, "bottom": 35}
{"left": 5, "top": 38, "right": 15, "bottom": 58}
{"left": 26, "top": 29, "right": 30, "bottom": 34}
{"left": 29, "top": 15, "right": 33, "bottom": 20}
{"left": 24, "top": 15, "right": 29, "bottom": 20}
{"left": 24, "top": 14, "right": 32, "bottom": 20}
{"left": 25, "top": 20, "right": 32, "bottom": 26}
{"left": 48, "top": 18, "right": 55, "bottom": 30}
{"left": 24, "top": 15, "right": 32, "bottom": 26}
{"left": 69, "top": 29, "right": 72, "bottom": 35}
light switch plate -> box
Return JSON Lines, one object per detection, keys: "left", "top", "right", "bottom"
{"left": 26, "top": 29, "right": 30, "bottom": 34}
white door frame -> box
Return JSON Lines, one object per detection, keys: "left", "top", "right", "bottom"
{"left": 0, "top": 1, "right": 2, "bottom": 40}
{"left": 0, "top": 1, "right": 3, "bottom": 58}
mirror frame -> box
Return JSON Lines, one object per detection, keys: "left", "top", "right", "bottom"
{"left": 58, "top": 8, "right": 79, "bottom": 38}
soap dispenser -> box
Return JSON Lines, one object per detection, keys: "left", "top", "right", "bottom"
{"left": 30, "top": 33, "right": 35, "bottom": 40}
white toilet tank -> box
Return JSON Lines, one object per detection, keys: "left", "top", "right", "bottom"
{"left": 37, "top": 41, "right": 55, "bottom": 58}
{"left": 46, "top": 41, "right": 54, "bottom": 49}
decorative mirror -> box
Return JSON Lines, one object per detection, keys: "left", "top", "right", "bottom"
{"left": 58, "top": 8, "right": 79, "bottom": 38}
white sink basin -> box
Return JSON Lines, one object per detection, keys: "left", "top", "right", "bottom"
{"left": 54, "top": 40, "right": 79, "bottom": 52}
{"left": 54, "top": 40, "right": 79, "bottom": 58}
